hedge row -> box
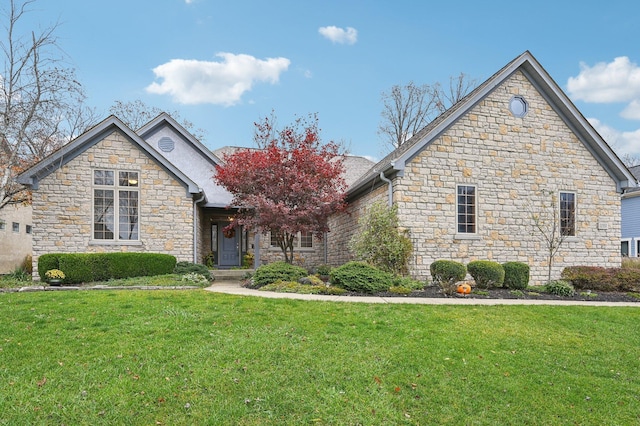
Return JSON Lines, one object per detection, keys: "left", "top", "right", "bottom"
{"left": 561, "top": 266, "right": 640, "bottom": 292}
{"left": 38, "top": 253, "right": 176, "bottom": 284}
{"left": 430, "top": 260, "right": 530, "bottom": 289}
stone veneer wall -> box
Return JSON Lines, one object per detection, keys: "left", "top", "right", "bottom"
{"left": 390, "top": 71, "right": 621, "bottom": 285}
{"left": 326, "top": 184, "right": 388, "bottom": 267}
{"left": 31, "top": 130, "right": 194, "bottom": 279}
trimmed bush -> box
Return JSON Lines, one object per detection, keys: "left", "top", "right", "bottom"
{"left": 502, "top": 262, "right": 530, "bottom": 290}
{"left": 467, "top": 260, "right": 505, "bottom": 289}
{"left": 253, "top": 262, "right": 308, "bottom": 288}
{"left": 38, "top": 253, "right": 176, "bottom": 284}
{"left": 330, "top": 261, "right": 392, "bottom": 294}
{"left": 429, "top": 260, "right": 466, "bottom": 285}
{"left": 545, "top": 280, "right": 575, "bottom": 296}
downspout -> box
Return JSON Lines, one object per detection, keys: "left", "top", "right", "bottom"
{"left": 193, "top": 192, "right": 206, "bottom": 263}
{"left": 379, "top": 172, "right": 393, "bottom": 206}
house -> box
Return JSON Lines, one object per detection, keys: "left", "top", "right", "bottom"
{"left": 621, "top": 165, "right": 640, "bottom": 256}
{"left": 326, "top": 51, "right": 636, "bottom": 285}
{"left": 16, "top": 51, "right": 635, "bottom": 285}
{"left": 16, "top": 113, "right": 373, "bottom": 277}
{"left": 0, "top": 203, "right": 32, "bottom": 274}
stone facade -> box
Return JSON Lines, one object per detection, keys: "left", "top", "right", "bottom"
{"left": 30, "top": 130, "right": 195, "bottom": 278}
{"left": 352, "top": 71, "right": 621, "bottom": 285}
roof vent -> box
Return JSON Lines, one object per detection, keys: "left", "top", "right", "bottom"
{"left": 158, "top": 136, "right": 175, "bottom": 152}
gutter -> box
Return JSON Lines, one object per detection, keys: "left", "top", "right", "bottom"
{"left": 379, "top": 171, "right": 393, "bottom": 206}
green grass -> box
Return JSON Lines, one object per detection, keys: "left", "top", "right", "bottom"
{"left": 0, "top": 274, "right": 209, "bottom": 289}
{"left": 1, "top": 290, "right": 639, "bottom": 425}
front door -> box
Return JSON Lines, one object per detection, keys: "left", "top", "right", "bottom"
{"left": 219, "top": 222, "right": 240, "bottom": 267}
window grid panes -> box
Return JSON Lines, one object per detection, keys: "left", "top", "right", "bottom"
{"left": 93, "top": 169, "right": 139, "bottom": 241}
{"left": 560, "top": 192, "right": 576, "bottom": 236}
{"left": 457, "top": 185, "right": 476, "bottom": 233}
{"left": 299, "top": 231, "right": 313, "bottom": 248}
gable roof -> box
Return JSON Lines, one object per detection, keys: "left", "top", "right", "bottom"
{"left": 16, "top": 115, "right": 202, "bottom": 196}
{"left": 350, "top": 51, "right": 637, "bottom": 196}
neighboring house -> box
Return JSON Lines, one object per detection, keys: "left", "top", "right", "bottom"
{"left": 327, "top": 51, "right": 636, "bottom": 285}
{"left": 0, "top": 203, "right": 32, "bottom": 274}
{"left": 16, "top": 113, "right": 373, "bottom": 277}
{"left": 621, "top": 165, "right": 640, "bottom": 256}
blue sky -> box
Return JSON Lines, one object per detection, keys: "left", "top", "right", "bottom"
{"left": 17, "top": 0, "right": 640, "bottom": 161}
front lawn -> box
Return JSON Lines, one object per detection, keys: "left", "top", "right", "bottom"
{"left": 1, "top": 290, "right": 638, "bottom": 425}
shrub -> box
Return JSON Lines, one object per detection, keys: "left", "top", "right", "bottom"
{"left": 314, "top": 264, "right": 332, "bottom": 276}
{"left": 180, "top": 273, "right": 211, "bottom": 286}
{"left": 430, "top": 260, "right": 466, "bottom": 295}
{"left": 253, "top": 262, "right": 308, "bottom": 288}
{"left": 545, "top": 280, "right": 575, "bottom": 296}
{"left": 298, "top": 275, "right": 324, "bottom": 286}
{"left": 560, "top": 266, "right": 640, "bottom": 292}
{"left": 391, "top": 276, "right": 425, "bottom": 291}
{"left": 349, "top": 201, "right": 413, "bottom": 275}
{"left": 330, "top": 261, "right": 392, "bottom": 294}
{"left": 38, "top": 253, "right": 176, "bottom": 284}
{"left": 502, "top": 262, "right": 530, "bottom": 290}
{"left": 467, "top": 260, "right": 505, "bottom": 289}
{"left": 175, "top": 261, "right": 212, "bottom": 280}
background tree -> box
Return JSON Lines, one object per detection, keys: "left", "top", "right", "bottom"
{"left": 109, "top": 99, "right": 206, "bottom": 141}
{"left": 215, "top": 113, "right": 346, "bottom": 263}
{"left": 378, "top": 73, "right": 477, "bottom": 151}
{"left": 349, "top": 201, "right": 413, "bottom": 275}
{"left": 0, "top": 0, "right": 97, "bottom": 210}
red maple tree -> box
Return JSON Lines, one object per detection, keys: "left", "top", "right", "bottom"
{"left": 215, "top": 113, "right": 347, "bottom": 263}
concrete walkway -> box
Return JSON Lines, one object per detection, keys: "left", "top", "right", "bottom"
{"left": 205, "top": 281, "right": 640, "bottom": 306}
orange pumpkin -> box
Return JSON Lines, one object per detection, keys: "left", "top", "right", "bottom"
{"left": 457, "top": 283, "right": 471, "bottom": 295}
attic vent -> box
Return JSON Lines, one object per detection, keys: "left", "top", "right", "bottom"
{"left": 158, "top": 136, "right": 175, "bottom": 152}
{"left": 509, "top": 96, "right": 528, "bottom": 118}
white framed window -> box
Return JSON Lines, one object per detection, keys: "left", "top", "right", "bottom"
{"left": 269, "top": 231, "right": 314, "bottom": 249}
{"left": 559, "top": 191, "right": 576, "bottom": 237}
{"left": 12, "top": 222, "right": 19, "bottom": 233}
{"left": 621, "top": 238, "right": 631, "bottom": 257}
{"left": 0, "top": 220, "right": 5, "bottom": 230}
{"left": 26, "top": 225, "right": 32, "bottom": 234}
{"left": 93, "top": 169, "right": 139, "bottom": 241}
{"left": 456, "top": 185, "right": 477, "bottom": 234}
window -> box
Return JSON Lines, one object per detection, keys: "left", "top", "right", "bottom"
{"left": 93, "top": 169, "right": 139, "bottom": 241}
{"left": 270, "top": 231, "right": 313, "bottom": 248}
{"left": 509, "top": 96, "right": 528, "bottom": 118}
{"left": 0, "top": 221, "right": 5, "bottom": 230}
{"left": 26, "top": 225, "right": 32, "bottom": 234}
{"left": 621, "top": 239, "right": 630, "bottom": 257}
{"left": 12, "top": 222, "right": 19, "bottom": 232}
{"left": 637, "top": 240, "right": 640, "bottom": 258}
{"left": 457, "top": 185, "right": 476, "bottom": 234}
{"left": 559, "top": 192, "right": 576, "bottom": 237}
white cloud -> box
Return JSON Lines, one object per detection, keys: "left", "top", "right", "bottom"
{"left": 567, "top": 56, "right": 640, "bottom": 103}
{"left": 621, "top": 100, "right": 640, "bottom": 120}
{"left": 589, "top": 118, "right": 640, "bottom": 158}
{"left": 146, "top": 53, "right": 290, "bottom": 106}
{"left": 318, "top": 26, "right": 358, "bottom": 45}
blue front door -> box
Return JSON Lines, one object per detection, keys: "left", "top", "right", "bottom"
{"left": 219, "top": 222, "right": 240, "bottom": 267}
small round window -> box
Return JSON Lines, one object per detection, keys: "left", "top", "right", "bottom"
{"left": 509, "top": 96, "right": 528, "bottom": 118}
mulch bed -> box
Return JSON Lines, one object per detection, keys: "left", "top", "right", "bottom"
{"left": 354, "top": 286, "right": 640, "bottom": 303}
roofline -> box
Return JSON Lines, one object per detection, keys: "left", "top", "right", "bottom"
{"left": 349, "top": 51, "right": 637, "bottom": 196}
{"left": 16, "top": 115, "right": 203, "bottom": 196}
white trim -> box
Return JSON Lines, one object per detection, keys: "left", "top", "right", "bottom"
{"left": 559, "top": 190, "right": 577, "bottom": 237}
{"left": 92, "top": 168, "right": 140, "bottom": 242}
{"left": 621, "top": 238, "right": 632, "bottom": 257}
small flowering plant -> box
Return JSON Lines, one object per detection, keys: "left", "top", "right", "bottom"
{"left": 45, "top": 269, "right": 65, "bottom": 280}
